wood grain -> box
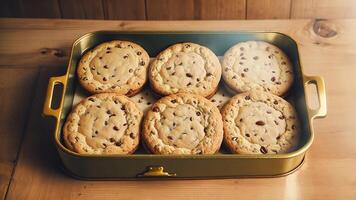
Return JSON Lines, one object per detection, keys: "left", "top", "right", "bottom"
{"left": 0, "top": 67, "right": 39, "bottom": 200}
{"left": 291, "top": 0, "right": 356, "bottom": 19}
{"left": 0, "top": 18, "right": 355, "bottom": 200}
{"left": 19, "top": 0, "right": 61, "bottom": 18}
{"left": 103, "top": 0, "right": 146, "bottom": 20}
{"left": 247, "top": 0, "right": 292, "bottom": 19}
{"left": 59, "top": 0, "right": 104, "bottom": 19}
{"left": 146, "top": 0, "right": 195, "bottom": 20}
{"left": 195, "top": 0, "right": 246, "bottom": 20}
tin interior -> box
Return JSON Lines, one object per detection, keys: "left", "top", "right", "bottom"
{"left": 54, "top": 32, "right": 312, "bottom": 178}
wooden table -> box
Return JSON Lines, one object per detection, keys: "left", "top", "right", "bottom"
{"left": 0, "top": 18, "right": 355, "bottom": 200}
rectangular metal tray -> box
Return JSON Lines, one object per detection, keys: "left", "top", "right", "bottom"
{"left": 43, "top": 31, "right": 327, "bottom": 179}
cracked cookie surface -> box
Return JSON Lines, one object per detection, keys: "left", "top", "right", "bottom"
{"left": 143, "top": 93, "right": 223, "bottom": 154}
{"left": 222, "top": 41, "right": 294, "bottom": 96}
{"left": 63, "top": 93, "right": 143, "bottom": 154}
{"left": 221, "top": 90, "right": 299, "bottom": 154}
{"left": 77, "top": 40, "right": 149, "bottom": 96}
{"left": 149, "top": 43, "right": 221, "bottom": 98}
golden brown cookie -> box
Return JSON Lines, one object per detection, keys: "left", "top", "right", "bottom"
{"left": 222, "top": 41, "right": 294, "bottom": 96}
{"left": 149, "top": 43, "right": 221, "bottom": 98}
{"left": 143, "top": 93, "right": 223, "bottom": 154}
{"left": 221, "top": 90, "right": 299, "bottom": 154}
{"left": 77, "top": 40, "right": 149, "bottom": 96}
{"left": 63, "top": 93, "right": 143, "bottom": 154}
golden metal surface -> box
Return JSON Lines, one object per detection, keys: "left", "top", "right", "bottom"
{"left": 42, "top": 31, "right": 327, "bottom": 179}
{"left": 138, "top": 167, "right": 177, "bottom": 177}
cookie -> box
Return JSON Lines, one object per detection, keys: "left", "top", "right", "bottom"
{"left": 149, "top": 43, "right": 221, "bottom": 98}
{"left": 77, "top": 40, "right": 149, "bottom": 96}
{"left": 142, "top": 93, "right": 223, "bottom": 154}
{"left": 63, "top": 93, "right": 143, "bottom": 154}
{"left": 222, "top": 41, "right": 294, "bottom": 96}
{"left": 221, "top": 90, "right": 299, "bottom": 154}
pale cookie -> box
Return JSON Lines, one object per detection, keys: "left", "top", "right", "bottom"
{"left": 143, "top": 93, "right": 223, "bottom": 154}
{"left": 221, "top": 90, "right": 299, "bottom": 154}
{"left": 222, "top": 41, "right": 294, "bottom": 96}
{"left": 63, "top": 93, "right": 143, "bottom": 154}
{"left": 77, "top": 40, "right": 149, "bottom": 96}
{"left": 149, "top": 43, "right": 221, "bottom": 98}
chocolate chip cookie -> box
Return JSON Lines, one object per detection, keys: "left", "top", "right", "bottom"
{"left": 63, "top": 93, "right": 143, "bottom": 154}
{"left": 149, "top": 43, "right": 221, "bottom": 98}
{"left": 143, "top": 93, "right": 223, "bottom": 154}
{"left": 221, "top": 90, "right": 299, "bottom": 154}
{"left": 222, "top": 41, "right": 294, "bottom": 96}
{"left": 77, "top": 40, "right": 149, "bottom": 96}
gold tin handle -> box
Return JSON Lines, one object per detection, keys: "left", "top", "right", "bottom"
{"left": 43, "top": 75, "right": 66, "bottom": 118}
{"left": 138, "top": 166, "right": 176, "bottom": 177}
{"left": 304, "top": 75, "right": 327, "bottom": 119}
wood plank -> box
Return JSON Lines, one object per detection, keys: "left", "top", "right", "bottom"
{"left": 0, "top": 67, "right": 39, "bottom": 200}
{"left": 103, "top": 0, "right": 146, "bottom": 20}
{"left": 195, "top": 0, "right": 246, "bottom": 20}
{"left": 20, "top": 0, "right": 61, "bottom": 18}
{"left": 0, "top": 0, "right": 24, "bottom": 18}
{"left": 291, "top": 0, "right": 356, "bottom": 19}
{"left": 1, "top": 18, "right": 356, "bottom": 199}
{"left": 247, "top": 0, "right": 292, "bottom": 19}
{"left": 59, "top": 0, "right": 104, "bottom": 19}
{"left": 146, "top": 0, "right": 195, "bottom": 20}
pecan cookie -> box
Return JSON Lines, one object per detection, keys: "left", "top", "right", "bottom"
{"left": 221, "top": 90, "right": 299, "bottom": 154}
{"left": 222, "top": 41, "right": 294, "bottom": 96}
{"left": 77, "top": 40, "right": 149, "bottom": 96}
{"left": 149, "top": 43, "right": 221, "bottom": 98}
{"left": 143, "top": 93, "right": 223, "bottom": 154}
{"left": 63, "top": 93, "right": 143, "bottom": 154}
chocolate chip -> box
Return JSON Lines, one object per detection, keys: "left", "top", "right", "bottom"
{"left": 271, "top": 77, "right": 276, "bottom": 82}
{"left": 96, "top": 105, "right": 101, "bottom": 108}
{"left": 185, "top": 44, "right": 191, "bottom": 48}
{"left": 115, "top": 141, "right": 122, "bottom": 146}
{"left": 276, "top": 81, "right": 281, "bottom": 85}
{"left": 123, "top": 123, "right": 127, "bottom": 126}
{"left": 130, "top": 133, "right": 135, "bottom": 139}
{"left": 260, "top": 138, "right": 265, "bottom": 142}
{"left": 104, "top": 121, "right": 108, "bottom": 126}
{"left": 106, "top": 51, "right": 111, "bottom": 54}
{"left": 276, "top": 135, "right": 281, "bottom": 140}
{"left": 99, "top": 57, "right": 103, "bottom": 59}
{"left": 279, "top": 116, "right": 284, "bottom": 119}
{"left": 211, "top": 99, "right": 216, "bottom": 102}
{"left": 167, "top": 136, "right": 173, "bottom": 140}
{"left": 171, "top": 99, "right": 177, "bottom": 103}
{"left": 243, "top": 68, "right": 249, "bottom": 72}
{"left": 166, "top": 67, "right": 172, "bottom": 70}
{"left": 204, "top": 127, "right": 208, "bottom": 133}
{"left": 106, "top": 110, "right": 111, "bottom": 115}
{"left": 245, "top": 133, "right": 250, "bottom": 137}
{"left": 140, "top": 61, "right": 145, "bottom": 66}
{"left": 129, "top": 69, "right": 133, "bottom": 73}
{"left": 240, "top": 118, "right": 243, "bottom": 122}
{"left": 274, "top": 120, "right": 279, "bottom": 125}
{"left": 267, "top": 111, "right": 272, "bottom": 114}
{"left": 186, "top": 73, "right": 193, "bottom": 77}
{"left": 152, "top": 107, "right": 160, "bottom": 112}
{"left": 171, "top": 72, "right": 176, "bottom": 76}
{"left": 256, "top": 121, "right": 265, "bottom": 126}
{"left": 189, "top": 117, "right": 193, "bottom": 121}
{"left": 281, "top": 61, "right": 286, "bottom": 65}
{"left": 245, "top": 96, "right": 250, "bottom": 100}
{"left": 103, "top": 65, "right": 108, "bottom": 69}
{"left": 292, "top": 125, "right": 295, "bottom": 129}
{"left": 196, "top": 78, "right": 200, "bottom": 82}
{"left": 113, "top": 126, "right": 119, "bottom": 131}
{"left": 239, "top": 62, "right": 243, "bottom": 65}
{"left": 123, "top": 55, "right": 128, "bottom": 59}
{"left": 88, "top": 98, "right": 95, "bottom": 102}
{"left": 241, "top": 73, "right": 245, "bottom": 77}
{"left": 196, "top": 111, "right": 201, "bottom": 116}
{"left": 137, "top": 51, "right": 142, "bottom": 55}
{"left": 109, "top": 138, "right": 115, "bottom": 143}
{"left": 121, "top": 106, "right": 125, "bottom": 111}
{"left": 103, "top": 77, "right": 107, "bottom": 81}
{"left": 91, "top": 66, "right": 96, "bottom": 70}
{"left": 147, "top": 102, "right": 151, "bottom": 105}
{"left": 260, "top": 146, "right": 268, "bottom": 154}
{"left": 186, "top": 82, "right": 192, "bottom": 86}
{"left": 207, "top": 73, "right": 212, "bottom": 76}
{"left": 179, "top": 62, "right": 183, "bottom": 65}
{"left": 232, "top": 75, "right": 237, "bottom": 79}
{"left": 274, "top": 100, "right": 278, "bottom": 105}
{"left": 253, "top": 56, "right": 258, "bottom": 60}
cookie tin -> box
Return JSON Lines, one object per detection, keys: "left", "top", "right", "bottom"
{"left": 43, "top": 31, "right": 327, "bottom": 179}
